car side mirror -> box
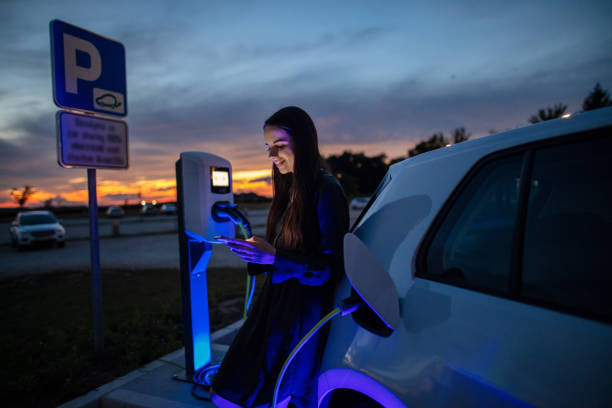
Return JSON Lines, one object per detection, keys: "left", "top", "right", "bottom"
{"left": 343, "top": 232, "right": 400, "bottom": 332}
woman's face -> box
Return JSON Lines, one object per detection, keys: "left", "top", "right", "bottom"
{"left": 264, "top": 126, "right": 294, "bottom": 174}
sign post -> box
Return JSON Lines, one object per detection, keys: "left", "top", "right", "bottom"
{"left": 50, "top": 19, "right": 128, "bottom": 352}
{"left": 87, "top": 168, "right": 103, "bottom": 352}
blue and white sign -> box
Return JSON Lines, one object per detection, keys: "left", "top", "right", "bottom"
{"left": 50, "top": 20, "right": 127, "bottom": 116}
{"left": 56, "top": 111, "right": 129, "bottom": 169}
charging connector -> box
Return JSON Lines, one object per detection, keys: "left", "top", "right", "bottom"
{"left": 339, "top": 294, "right": 363, "bottom": 316}
{"left": 212, "top": 201, "right": 253, "bottom": 238}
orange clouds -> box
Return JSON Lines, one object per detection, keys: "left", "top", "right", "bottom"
{"left": 0, "top": 169, "right": 273, "bottom": 208}
{"left": 232, "top": 169, "right": 272, "bottom": 197}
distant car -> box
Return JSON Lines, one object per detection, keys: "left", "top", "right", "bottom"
{"left": 349, "top": 196, "right": 370, "bottom": 211}
{"left": 106, "top": 205, "right": 125, "bottom": 218}
{"left": 9, "top": 211, "right": 66, "bottom": 249}
{"left": 160, "top": 203, "right": 177, "bottom": 215}
{"left": 139, "top": 204, "right": 157, "bottom": 215}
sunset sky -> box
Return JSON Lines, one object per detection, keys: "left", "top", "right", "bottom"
{"left": 1, "top": 0, "right": 611, "bottom": 207}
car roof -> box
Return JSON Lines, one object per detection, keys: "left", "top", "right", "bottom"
{"left": 18, "top": 210, "right": 54, "bottom": 216}
{"left": 389, "top": 106, "right": 612, "bottom": 175}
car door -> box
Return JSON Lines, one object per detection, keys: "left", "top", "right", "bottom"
{"left": 413, "top": 127, "right": 612, "bottom": 407}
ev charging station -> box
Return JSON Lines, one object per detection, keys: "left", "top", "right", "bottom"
{"left": 175, "top": 152, "right": 240, "bottom": 382}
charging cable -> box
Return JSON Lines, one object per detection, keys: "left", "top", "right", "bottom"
{"left": 272, "top": 295, "right": 363, "bottom": 407}
{"left": 236, "top": 220, "right": 256, "bottom": 319}
{"left": 211, "top": 201, "right": 256, "bottom": 317}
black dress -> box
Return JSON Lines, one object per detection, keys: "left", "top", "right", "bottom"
{"left": 212, "top": 171, "right": 349, "bottom": 408}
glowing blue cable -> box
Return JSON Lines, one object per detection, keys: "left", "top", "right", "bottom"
{"left": 272, "top": 307, "right": 341, "bottom": 408}
{"left": 238, "top": 221, "right": 255, "bottom": 318}
{"left": 247, "top": 276, "right": 256, "bottom": 311}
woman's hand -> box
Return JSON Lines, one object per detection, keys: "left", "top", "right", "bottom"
{"left": 217, "top": 236, "right": 276, "bottom": 265}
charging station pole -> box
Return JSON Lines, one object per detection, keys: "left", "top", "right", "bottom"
{"left": 175, "top": 152, "right": 235, "bottom": 380}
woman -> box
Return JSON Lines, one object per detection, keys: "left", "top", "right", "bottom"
{"left": 212, "top": 106, "right": 349, "bottom": 408}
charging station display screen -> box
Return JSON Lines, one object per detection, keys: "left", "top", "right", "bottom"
{"left": 211, "top": 167, "right": 230, "bottom": 194}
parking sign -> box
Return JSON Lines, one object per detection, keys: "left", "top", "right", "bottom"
{"left": 50, "top": 20, "right": 127, "bottom": 116}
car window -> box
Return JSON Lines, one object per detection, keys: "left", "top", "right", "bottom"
{"left": 424, "top": 154, "right": 524, "bottom": 294}
{"left": 522, "top": 133, "right": 612, "bottom": 320}
{"left": 20, "top": 214, "right": 57, "bottom": 225}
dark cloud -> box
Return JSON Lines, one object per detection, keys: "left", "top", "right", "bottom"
{"left": 46, "top": 195, "right": 74, "bottom": 206}
{"left": 2, "top": 0, "right": 611, "bottom": 203}
{"left": 0, "top": 114, "right": 62, "bottom": 187}
{"left": 5, "top": 50, "right": 612, "bottom": 174}
{"left": 103, "top": 193, "right": 140, "bottom": 200}
{"left": 342, "top": 27, "right": 389, "bottom": 45}
{"left": 1, "top": 47, "right": 50, "bottom": 79}
{"left": 3, "top": 112, "right": 55, "bottom": 140}
{"left": 249, "top": 176, "right": 272, "bottom": 185}
{"left": 0, "top": 137, "right": 23, "bottom": 160}
{"left": 239, "top": 26, "right": 388, "bottom": 59}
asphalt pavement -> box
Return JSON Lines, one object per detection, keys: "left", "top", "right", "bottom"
{"left": 0, "top": 211, "right": 268, "bottom": 280}
{"left": 0, "top": 209, "right": 360, "bottom": 280}
{"left": 1, "top": 212, "right": 269, "bottom": 245}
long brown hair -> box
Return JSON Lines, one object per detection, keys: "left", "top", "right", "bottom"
{"left": 264, "top": 106, "right": 327, "bottom": 250}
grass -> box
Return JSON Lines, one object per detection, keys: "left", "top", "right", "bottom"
{"left": 0, "top": 266, "right": 258, "bottom": 407}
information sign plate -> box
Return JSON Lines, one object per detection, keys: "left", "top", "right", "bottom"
{"left": 56, "top": 111, "right": 129, "bottom": 169}
{"left": 50, "top": 20, "right": 127, "bottom": 116}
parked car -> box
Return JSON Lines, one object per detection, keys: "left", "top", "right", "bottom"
{"left": 139, "top": 204, "right": 157, "bottom": 215}
{"left": 349, "top": 196, "right": 370, "bottom": 211}
{"left": 160, "top": 203, "right": 177, "bottom": 215}
{"left": 9, "top": 210, "right": 66, "bottom": 249}
{"left": 319, "top": 107, "right": 612, "bottom": 407}
{"left": 105, "top": 205, "right": 124, "bottom": 218}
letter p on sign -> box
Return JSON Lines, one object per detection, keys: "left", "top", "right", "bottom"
{"left": 63, "top": 33, "right": 102, "bottom": 94}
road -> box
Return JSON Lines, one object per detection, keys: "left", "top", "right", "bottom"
{"left": 1, "top": 209, "right": 361, "bottom": 279}
{"left": 0, "top": 211, "right": 270, "bottom": 245}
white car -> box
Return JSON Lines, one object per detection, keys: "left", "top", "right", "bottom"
{"left": 106, "top": 205, "right": 125, "bottom": 218}
{"left": 9, "top": 211, "right": 66, "bottom": 249}
{"left": 160, "top": 203, "right": 177, "bottom": 215}
{"left": 319, "top": 107, "right": 612, "bottom": 407}
{"left": 139, "top": 204, "right": 157, "bottom": 215}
